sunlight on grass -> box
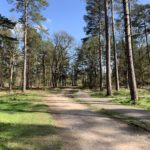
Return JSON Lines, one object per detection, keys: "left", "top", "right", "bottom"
{"left": 112, "top": 89, "right": 150, "bottom": 110}
{"left": 0, "top": 112, "right": 52, "bottom": 125}
{"left": 91, "top": 88, "right": 131, "bottom": 98}
{"left": 0, "top": 91, "right": 62, "bottom": 150}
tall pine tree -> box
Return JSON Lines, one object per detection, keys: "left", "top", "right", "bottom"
{"left": 8, "top": 0, "right": 48, "bottom": 92}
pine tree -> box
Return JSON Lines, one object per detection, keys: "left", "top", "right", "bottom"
{"left": 84, "top": 0, "right": 104, "bottom": 90}
{"left": 105, "top": 0, "right": 112, "bottom": 96}
{"left": 111, "top": 0, "right": 120, "bottom": 91}
{"left": 8, "top": 0, "right": 48, "bottom": 92}
{"left": 122, "top": 0, "right": 138, "bottom": 101}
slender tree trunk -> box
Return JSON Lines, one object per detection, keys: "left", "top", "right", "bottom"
{"left": 82, "top": 72, "right": 85, "bottom": 87}
{"left": 98, "top": 29, "right": 103, "bottom": 91}
{"left": 71, "top": 70, "right": 74, "bottom": 86}
{"left": 128, "top": 0, "right": 135, "bottom": 60}
{"left": 26, "top": 54, "right": 30, "bottom": 89}
{"left": 122, "top": 38, "right": 129, "bottom": 88}
{"left": 9, "top": 53, "right": 14, "bottom": 92}
{"left": 72, "top": 69, "right": 76, "bottom": 86}
{"left": 105, "top": 0, "right": 112, "bottom": 96}
{"left": 42, "top": 54, "right": 46, "bottom": 89}
{"left": 123, "top": 0, "right": 138, "bottom": 101}
{"left": 23, "top": 0, "right": 28, "bottom": 92}
{"left": 111, "top": 0, "right": 119, "bottom": 91}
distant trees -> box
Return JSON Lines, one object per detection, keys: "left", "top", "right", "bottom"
{"left": 131, "top": 4, "right": 150, "bottom": 64}
{"left": 84, "top": 0, "right": 104, "bottom": 90}
{"left": 0, "top": 15, "right": 17, "bottom": 92}
{"left": 72, "top": 38, "right": 98, "bottom": 89}
{"left": 51, "top": 32, "right": 74, "bottom": 88}
{"left": 1, "top": 8, "right": 74, "bottom": 90}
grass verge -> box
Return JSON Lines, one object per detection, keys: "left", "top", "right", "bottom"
{"left": 0, "top": 91, "right": 62, "bottom": 150}
{"left": 113, "top": 97, "right": 150, "bottom": 110}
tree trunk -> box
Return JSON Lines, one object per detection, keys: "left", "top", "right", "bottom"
{"left": 98, "top": 29, "right": 103, "bottom": 91}
{"left": 23, "top": 0, "right": 28, "bottom": 92}
{"left": 123, "top": 0, "right": 138, "bottom": 101}
{"left": 9, "top": 53, "right": 14, "bottom": 92}
{"left": 42, "top": 54, "right": 46, "bottom": 89}
{"left": 128, "top": 0, "right": 135, "bottom": 61}
{"left": 111, "top": 0, "right": 119, "bottom": 91}
{"left": 105, "top": 0, "right": 112, "bottom": 96}
{"left": 26, "top": 53, "right": 30, "bottom": 89}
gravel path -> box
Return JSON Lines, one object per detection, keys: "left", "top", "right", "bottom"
{"left": 45, "top": 90, "right": 150, "bottom": 150}
{"left": 75, "top": 90, "right": 150, "bottom": 124}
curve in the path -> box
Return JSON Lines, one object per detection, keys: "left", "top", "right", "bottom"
{"left": 45, "top": 90, "right": 150, "bottom": 150}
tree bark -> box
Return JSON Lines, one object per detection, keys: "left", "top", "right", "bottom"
{"left": 42, "top": 53, "right": 46, "bottom": 89}
{"left": 111, "top": 0, "right": 119, "bottom": 91}
{"left": 98, "top": 29, "right": 103, "bottom": 91}
{"left": 128, "top": 0, "right": 135, "bottom": 61}
{"left": 105, "top": 0, "right": 112, "bottom": 96}
{"left": 23, "top": 0, "right": 28, "bottom": 92}
{"left": 123, "top": 0, "right": 138, "bottom": 101}
{"left": 26, "top": 53, "right": 30, "bottom": 89}
{"left": 9, "top": 53, "right": 14, "bottom": 92}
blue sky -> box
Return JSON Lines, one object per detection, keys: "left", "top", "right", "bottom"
{"left": 0, "top": 0, "right": 149, "bottom": 43}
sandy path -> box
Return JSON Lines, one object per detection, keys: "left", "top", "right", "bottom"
{"left": 75, "top": 90, "right": 150, "bottom": 124}
{"left": 45, "top": 90, "right": 150, "bottom": 150}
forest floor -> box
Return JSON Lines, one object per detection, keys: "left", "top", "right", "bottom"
{"left": 45, "top": 88, "right": 150, "bottom": 150}
{"left": 0, "top": 88, "right": 150, "bottom": 150}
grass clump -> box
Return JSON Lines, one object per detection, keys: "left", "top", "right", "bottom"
{"left": 90, "top": 88, "right": 150, "bottom": 110}
{"left": 113, "top": 96, "right": 150, "bottom": 110}
{"left": 136, "top": 97, "right": 150, "bottom": 110}
{"left": 113, "top": 98, "right": 135, "bottom": 106}
{"left": 91, "top": 88, "right": 130, "bottom": 98}
{"left": 90, "top": 90, "right": 106, "bottom": 98}
{"left": 0, "top": 91, "right": 62, "bottom": 150}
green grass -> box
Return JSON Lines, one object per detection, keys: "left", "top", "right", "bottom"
{"left": 91, "top": 90, "right": 107, "bottom": 98}
{"left": 91, "top": 88, "right": 130, "bottom": 98}
{"left": 113, "top": 97, "right": 150, "bottom": 110}
{"left": 0, "top": 91, "right": 62, "bottom": 150}
{"left": 136, "top": 97, "right": 150, "bottom": 110}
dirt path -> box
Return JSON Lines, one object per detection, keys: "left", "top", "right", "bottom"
{"left": 75, "top": 90, "right": 150, "bottom": 124}
{"left": 45, "top": 90, "right": 150, "bottom": 150}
